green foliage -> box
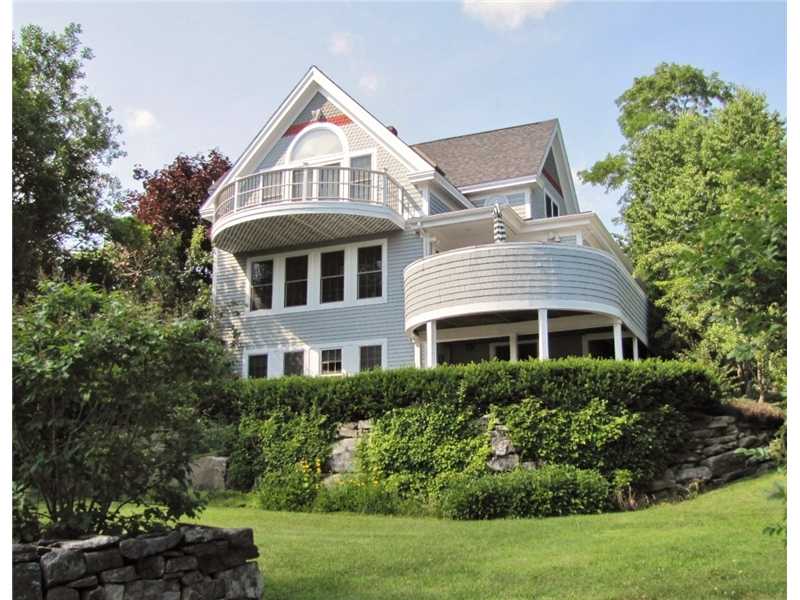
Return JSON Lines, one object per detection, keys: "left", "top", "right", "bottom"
{"left": 581, "top": 63, "right": 786, "bottom": 401}
{"left": 437, "top": 465, "right": 609, "bottom": 520}
{"left": 255, "top": 459, "right": 322, "bottom": 512}
{"left": 358, "top": 403, "right": 491, "bottom": 498}
{"left": 12, "top": 281, "right": 232, "bottom": 536}
{"left": 233, "top": 358, "right": 721, "bottom": 425}
{"left": 502, "top": 397, "right": 687, "bottom": 484}
{"left": 13, "top": 23, "right": 123, "bottom": 298}
{"left": 229, "top": 407, "right": 333, "bottom": 492}
{"left": 313, "top": 476, "right": 411, "bottom": 516}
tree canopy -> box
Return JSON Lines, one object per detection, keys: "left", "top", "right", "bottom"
{"left": 12, "top": 23, "right": 123, "bottom": 297}
{"left": 580, "top": 63, "right": 786, "bottom": 400}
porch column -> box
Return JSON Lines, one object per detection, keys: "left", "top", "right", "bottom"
{"left": 509, "top": 332, "right": 519, "bottom": 362}
{"left": 537, "top": 309, "right": 549, "bottom": 360}
{"left": 633, "top": 337, "right": 640, "bottom": 362}
{"left": 613, "top": 319, "right": 624, "bottom": 361}
{"left": 413, "top": 337, "right": 423, "bottom": 368}
{"left": 425, "top": 320, "right": 438, "bottom": 368}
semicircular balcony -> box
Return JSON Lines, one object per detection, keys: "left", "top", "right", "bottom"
{"left": 403, "top": 242, "right": 648, "bottom": 346}
{"left": 212, "top": 166, "right": 420, "bottom": 254}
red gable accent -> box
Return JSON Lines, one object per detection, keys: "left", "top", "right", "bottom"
{"left": 283, "top": 114, "right": 353, "bottom": 137}
{"left": 542, "top": 169, "right": 563, "bottom": 196}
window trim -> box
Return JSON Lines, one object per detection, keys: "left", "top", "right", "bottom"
{"left": 247, "top": 353, "right": 269, "bottom": 379}
{"left": 242, "top": 338, "right": 387, "bottom": 379}
{"left": 245, "top": 238, "right": 388, "bottom": 316}
{"left": 319, "top": 347, "right": 344, "bottom": 376}
{"left": 319, "top": 249, "right": 346, "bottom": 304}
{"left": 581, "top": 331, "right": 633, "bottom": 357}
{"left": 283, "top": 254, "right": 310, "bottom": 308}
{"left": 249, "top": 258, "right": 274, "bottom": 311}
{"left": 358, "top": 343, "right": 384, "bottom": 372}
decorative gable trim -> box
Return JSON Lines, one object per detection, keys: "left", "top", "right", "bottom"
{"left": 536, "top": 123, "right": 580, "bottom": 213}
{"left": 283, "top": 114, "right": 353, "bottom": 137}
{"left": 200, "top": 66, "right": 433, "bottom": 219}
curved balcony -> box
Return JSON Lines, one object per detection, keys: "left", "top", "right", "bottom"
{"left": 212, "top": 166, "right": 421, "bottom": 253}
{"left": 403, "top": 242, "right": 648, "bottom": 343}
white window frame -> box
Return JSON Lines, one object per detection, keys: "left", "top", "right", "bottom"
{"left": 245, "top": 238, "right": 388, "bottom": 316}
{"left": 472, "top": 187, "right": 532, "bottom": 219}
{"left": 581, "top": 331, "right": 633, "bottom": 357}
{"left": 242, "top": 338, "right": 387, "bottom": 379}
{"left": 489, "top": 339, "right": 537, "bottom": 359}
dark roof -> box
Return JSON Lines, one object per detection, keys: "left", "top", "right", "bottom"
{"left": 411, "top": 119, "right": 557, "bottom": 188}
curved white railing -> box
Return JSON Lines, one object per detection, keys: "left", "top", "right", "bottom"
{"left": 214, "top": 166, "right": 421, "bottom": 222}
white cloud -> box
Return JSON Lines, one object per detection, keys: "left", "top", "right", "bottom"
{"left": 358, "top": 74, "right": 379, "bottom": 95}
{"left": 462, "top": 0, "right": 567, "bottom": 31}
{"left": 329, "top": 32, "right": 354, "bottom": 56}
{"left": 126, "top": 109, "right": 158, "bottom": 133}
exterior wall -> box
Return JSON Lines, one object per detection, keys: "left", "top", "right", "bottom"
{"left": 468, "top": 187, "right": 530, "bottom": 220}
{"left": 252, "top": 92, "right": 423, "bottom": 211}
{"left": 429, "top": 192, "right": 452, "bottom": 215}
{"left": 404, "top": 243, "right": 648, "bottom": 343}
{"left": 213, "top": 229, "right": 423, "bottom": 374}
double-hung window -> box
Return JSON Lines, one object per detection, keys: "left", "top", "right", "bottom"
{"left": 250, "top": 260, "right": 273, "bottom": 311}
{"left": 357, "top": 245, "right": 383, "bottom": 299}
{"left": 545, "top": 194, "right": 560, "bottom": 218}
{"left": 320, "top": 349, "right": 343, "bottom": 375}
{"left": 285, "top": 255, "right": 308, "bottom": 307}
{"left": 359, "top": 345, "right": 382, "bottom": 371}
{"left": 283, "top": 351, "right": 305, "bottom": 376}
{"left": 350, "top": 155, "right": 372, "bottom": 201}
{"left": 320, "top": 250, "right": 345, "bottom": 304}
{"left": 247, "top": 354, "right": 268, "bottom": 378}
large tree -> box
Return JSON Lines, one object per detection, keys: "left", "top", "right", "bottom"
{"left": 13, "top": 23, "right": 123, "bottom": 298}
{"left": 580, "top": 64, "right": 786, "bottom": 400}
{"left": 126, "top": 150, "right": 231, "bottom": 252}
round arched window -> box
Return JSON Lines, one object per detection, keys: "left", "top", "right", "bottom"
{"left": 290, "top": 127, "right": 343, "bottom": 161}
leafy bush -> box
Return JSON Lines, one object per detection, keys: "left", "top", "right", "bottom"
{"left": 228, "top": 407, "right": 333, "bottom": 491}
{"left": 501, "top": 397, "right": 687, "bottom": 484}
{"left": 255, "top": 459, "right": 322, "bottom": 511}
{"left": 232, "top": 358, "right": 722, "bottom": 424}
{"left": 313, "top": 476, "right": 407, "bottom": 515}
{"left": 12, "top": 281, "right": 231, "bottom": 537}
{"left": 438, "top": 465, "right": 610, "bottom": 520}
{"left": 358, "top": 403, "right": 491, "bottom": 498}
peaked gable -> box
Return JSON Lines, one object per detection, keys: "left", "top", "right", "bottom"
{"left": 200, "top": 67, "right": 433, "bottom": 218}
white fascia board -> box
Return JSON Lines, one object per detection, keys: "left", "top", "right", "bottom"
{"left": 200, "top": 66, "right": 434, "bottom": 217}
{"left": 535, "top": 122, "right": 580, "bottom": 215}
{"left": 408, "top": 205, "right": 495, "bottom": 230}
{"left": 408, "top": 169, "right": 473, "bottom": 209}
{"left": 459, "top": 174, "right": 538, "bottom": 195}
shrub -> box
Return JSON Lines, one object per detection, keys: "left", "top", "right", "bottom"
{"left": 358, "top": 403, "right": 491, "bottom": 498}
{"left": 12, "top": 281, "right": 232, "bottom": 537}
{"left": 313, "top": 476, "right": 406, "bottom": 515}
{"left": 228, "top": 406, "right": 334, "bottom": 491}
{"left": 501, "top": 397, "right": 687, "bottom": 484}
{"left": 232, "top": 358, "right": 721, "bottom": 424}
{"left": 255, "top": 459, "right": 321, "bottom": 511}
{"left": 438, "top": 465, "right": 610, "bottom": 520}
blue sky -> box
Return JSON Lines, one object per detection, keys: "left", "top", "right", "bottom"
{"left": 13, "top": 1, "right": 786, "bottom": 232}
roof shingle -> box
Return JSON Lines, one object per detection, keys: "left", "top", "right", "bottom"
{"left": 411, "top": 119, "right": 557, "bottom": 188}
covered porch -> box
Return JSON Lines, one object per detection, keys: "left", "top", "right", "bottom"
{"left": 410, "top": 310, "right": 643, "bottom": 368}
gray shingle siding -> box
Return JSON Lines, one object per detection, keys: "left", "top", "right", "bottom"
{"left": 214, "top": 229, "right": 423, "bottom": 371}
{"left": 404, "top": 243, "right": 648, "bottom": 343}
{"left": 429, "top": 193, "right": 451, "bottom": 215}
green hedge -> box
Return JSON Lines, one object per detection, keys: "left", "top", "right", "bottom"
{"left": 438, "top": 465, "right": 610, "bottom": 520}
{"left": 234, "top": 358, "right": 722, "bottom": 422}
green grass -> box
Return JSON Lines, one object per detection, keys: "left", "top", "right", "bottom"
{"left": 193, "top": 473, "right": 786, "bottom": 600}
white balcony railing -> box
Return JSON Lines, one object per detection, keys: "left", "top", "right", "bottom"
{"left": 214, "top": 166, "right": 421, "bottom": 222}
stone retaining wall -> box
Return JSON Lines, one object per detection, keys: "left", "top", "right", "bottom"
{"left": 13, "top": 525, "right": 263, "bottom": 600}
{"left": 325, "top": 413, "right": 778, "bottom": 497}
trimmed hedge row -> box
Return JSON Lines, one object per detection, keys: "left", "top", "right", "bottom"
{"left": 231, "top": 358, "right": 722, "bottom": 423}
{"left": 438, "top": 465, "right": 610, "bottom": 520}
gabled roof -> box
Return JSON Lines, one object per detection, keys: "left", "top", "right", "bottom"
{"left": 411, "top": 120, "right": 558, "bottom": 188}
{"left": 200, "top": 66, "right": 436, "bottom": 218}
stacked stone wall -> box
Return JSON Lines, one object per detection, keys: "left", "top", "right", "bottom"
{"left": 13, "top": 525, "right": 263, "bottom": 600}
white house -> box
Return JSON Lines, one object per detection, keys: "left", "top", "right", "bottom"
{"left": 199, "top": 67, "right": 648, "bottom": 378}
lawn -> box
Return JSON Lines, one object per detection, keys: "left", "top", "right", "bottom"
{"left": 194, "top": 473, "right": 786, "bottom": 600}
